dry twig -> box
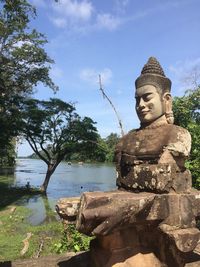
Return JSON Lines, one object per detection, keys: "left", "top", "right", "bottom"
{"left": 98, "top": 75, "right": 124, "bottom": 137}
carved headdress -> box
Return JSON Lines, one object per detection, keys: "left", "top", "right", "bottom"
{"left": 135, "top": 57, "right": 174, "bottom": 124}
{"left": 135, "top": 57, "right": 171, "bottom": 93}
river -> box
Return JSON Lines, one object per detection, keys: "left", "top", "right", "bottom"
{"left": 8, "top": 159, "right": 116, "bottom": 225}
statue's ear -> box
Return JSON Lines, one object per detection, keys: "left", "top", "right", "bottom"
{"left": 163, "top": 92, "right": 174, "bottom": 124}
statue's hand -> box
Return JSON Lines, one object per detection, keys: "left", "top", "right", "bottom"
{"left": 78, "top": 204, "right": 125, "bottom": 236}
{"left": 76, "top": 191, "right": 155, "bottom": 236}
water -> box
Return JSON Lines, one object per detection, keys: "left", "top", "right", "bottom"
{"left": 11, "top": 159, "right": 116, "bottom": 225}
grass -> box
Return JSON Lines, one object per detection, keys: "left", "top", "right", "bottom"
{"left": 0, "top": 205, "right": 64, "bottom": 261}
{"left": 0, "top": 175, "right": 92, "bottom": 262}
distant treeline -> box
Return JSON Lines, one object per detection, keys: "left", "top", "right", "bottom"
{"left": 27, "top": 133, "right": 120, "bottom": 163}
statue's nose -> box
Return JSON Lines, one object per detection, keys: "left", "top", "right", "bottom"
{"left": 138, "top": 98, "right": 145, "bottom": 108}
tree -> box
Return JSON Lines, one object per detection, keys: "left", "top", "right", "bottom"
{"left": 21, "top": 98, "right": 99, "bottom": 192}
{"left": 0, "top": 0, "right": 58, "bottom": 96}
{"left": 173, "top": 87, "right": 200, "bottom": 188}
{"left": 104, "top": 133, "right": 120, "bottom": 162}
{"left": 0, "top": 94, "right": 22, "bottom": 166}
{"left": 0, "top": 0, "right": 58, "bottom": 167}
{"left": 64, "top": 133, "right": 120, "bottom": 163}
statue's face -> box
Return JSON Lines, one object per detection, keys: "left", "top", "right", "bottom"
{"left": 135, "top": 85, "right": 164, "bottom": 123}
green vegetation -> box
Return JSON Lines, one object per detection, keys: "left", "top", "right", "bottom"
{"left": 0, "top": 0, "right": 58, "bottom": 169}
{"left": 0, "top": 0, "right": 58, "bottom": 96}
{"left": 0, "top": 175, "right": 91, "bottom": 261}
{"left": 0, "top": 205, "right": 91, "bottom": 261}
{"left": 53, "top": 224, "right": 92, "bottom": 254}
{"left": 29, "top": 132, "right": 120, "bottom": 164}
{"left": 173, "top": 87, "right": 200, "bottom": 189}
{"left": 19, "top": 97, "right": 100, "bottom": 192}
{"left": 0, "top": 174, "right": 91, "bottom": 261}
{"left": 0, "top": 204, "right": 62, "bottom": 261}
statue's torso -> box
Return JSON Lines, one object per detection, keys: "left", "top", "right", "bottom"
{"left": 115, "top": 124, "right": 191, "bottom": 193}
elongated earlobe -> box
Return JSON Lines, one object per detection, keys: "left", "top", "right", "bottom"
{"left": 163, "top": 93, "right": 174, "bottom": 124}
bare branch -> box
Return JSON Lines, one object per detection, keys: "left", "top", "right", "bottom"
{"left": 99, "top": 75, "right": 125, "bottom": 137}
{"left": 181, "top": 65, "right": 200, "bottom": 89}
{"left": 26, "top": 136, "right": 49, "bottom": 165}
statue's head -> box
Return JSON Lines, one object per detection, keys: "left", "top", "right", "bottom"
{"left": 135, "top": 57, "right": 174, "bottom": 127}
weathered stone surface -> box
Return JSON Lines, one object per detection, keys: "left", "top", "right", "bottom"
{"left": 75, "top": 190, "right": 200, "bottom": 266}
{"left": 112, "top": 253, "right": 163, "bottom": 267}
{"left": 76, "top": 190, "right": 156, "bottom": 236}
{"left": 164, "top": 228, "right": 200, "bottom": 253}
{"left": 56, "top": 197, "right": 80, "bottom": 223}
{"left": 0, "top": 252, "right": 90, "bottom": 267}
{"left": 76, "top": 190, "right": 200, "bottom": 237}
{"left": 115, "top": 124, "right": 192, "bottom": 194}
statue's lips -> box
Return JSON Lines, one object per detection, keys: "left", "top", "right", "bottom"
{"left": 138, "top": 110, "right": 150, "bottom": 116}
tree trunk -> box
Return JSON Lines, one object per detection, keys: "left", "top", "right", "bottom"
{"left": 40, "top": 164, "right": 54, "bottom": 193}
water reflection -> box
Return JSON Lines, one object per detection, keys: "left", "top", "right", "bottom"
{"left": 16, "top": 194, "right": 58, "bottom": 225}
{"left": 12, "top": 159, "right": 116, "bottom": 225}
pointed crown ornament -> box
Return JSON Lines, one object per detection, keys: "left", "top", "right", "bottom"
{"left": 135, "top": 57, "right": 171, "bottom": 93}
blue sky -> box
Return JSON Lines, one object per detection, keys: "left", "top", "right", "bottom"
{"left": 18, "top": 0, "right": 200, "bottom": 156}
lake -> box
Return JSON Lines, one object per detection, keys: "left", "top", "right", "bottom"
{"left": 6, "top": 159, "right": 116, "bottom": 225}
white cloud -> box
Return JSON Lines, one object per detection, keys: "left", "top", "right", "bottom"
{"left": 169, "top": 57, "right": 200, "bottom": 88}
{"left": 169, "top": 58, "right": 200, "bottom": 75}
{"left": 96, "top": 13, "right": 122, "bottom": 31}
{"left": 80, "top": 68, "right": 113, "bottom": 85}
{"left": 48, "top": 0, "right": 192, "bottom": 33}
{"left": 52, "top": 0, "right": 93, "bottom": 22}
{"left": 114, "top": 0, "right": 130, "bottom": 14}
{"left": 51, "top": 17, "right": 67, "bottom": 28}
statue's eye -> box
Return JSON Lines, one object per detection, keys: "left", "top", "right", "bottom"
{"left": 143, "top": 93, "right": 153, "bottom": 101}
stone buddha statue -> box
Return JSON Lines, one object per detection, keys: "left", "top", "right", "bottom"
{"left": 115, "top": 57, "right": 192, "bottom": 193}
{"left": 57, "top": 57, "right": 200, "bottom": 267}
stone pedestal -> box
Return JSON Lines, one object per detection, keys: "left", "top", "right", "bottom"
{"left": 56, "top": 189, "right": 200, "bottom": 267}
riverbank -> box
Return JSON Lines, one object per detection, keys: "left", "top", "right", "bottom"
{"left": 0, "top": 204, "right": 63, "bottom": 261}
{"left": 0, "top": 202, "right": 91, "bottom": 262}
{"left": 0, "top": 159, "right": 115, "bottom": 261}
{"left": 0, "top": 174, "right": 91, "bottom": 262}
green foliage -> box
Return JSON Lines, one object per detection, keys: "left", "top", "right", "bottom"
{"left": 173, "top": 87, "right": 200, "bottom": 188}
{"left": 104, "top": 133, "right": 120, "bottom": 162}
{"left": 0, "top": 138, "right": 16, "bottom": 167}
{"left": 20, "top": 97, "right": 99, "bottom": 191}
{"left": 64, "top": 132, "right": 120, "bottom": 163}
{"left": 0, "top": 0, "right": 58, "bottom": 167}
{"left": 0, "top": 95, "right": 22, "bottom": 152}
{"left": 53, "top": 224, "right": 92, "bottom": 254}
{"left": 0, "top": 0, "right": 58, "bottom": 95}
{"left": 21, "top": 97, "right": 99, "bottom": 163}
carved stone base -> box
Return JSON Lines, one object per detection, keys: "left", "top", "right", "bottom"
{"left": 90, "top": 227, "right": 164, "bottom": 267}
{"left": 90, "top": 227, "right": 200, "bottom": 267}
{"left": 56, "top": 190, "right": 200, "bottom": 267}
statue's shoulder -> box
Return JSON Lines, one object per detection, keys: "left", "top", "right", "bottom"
{"left": 115, "top": 130, "right": 137, "bottom": 148}
{"left": 167, "top": 124, "right": 191, "bottom": 139}
{"left": 164, "top": 124, "right": 191, "bottom": 157}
